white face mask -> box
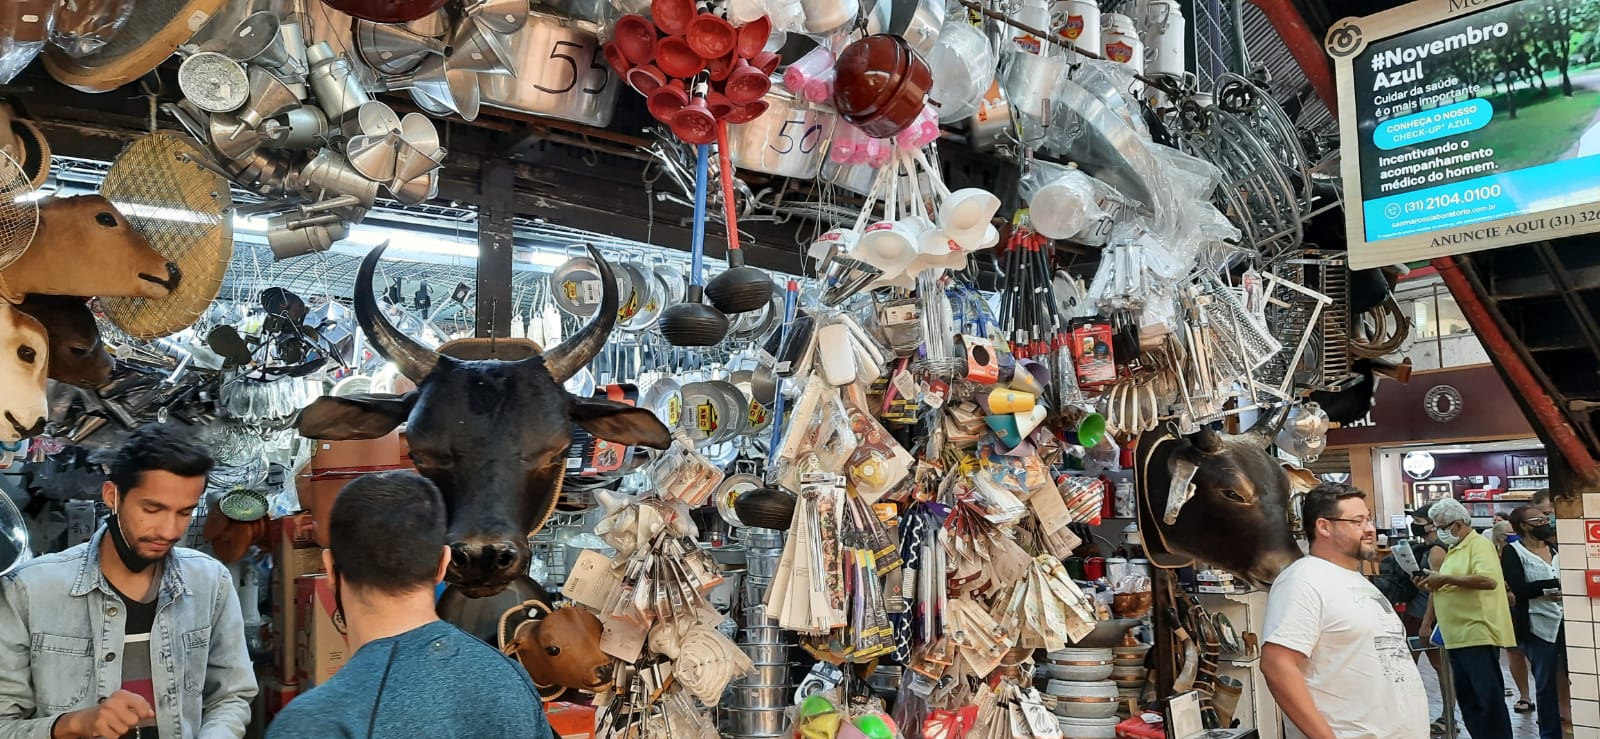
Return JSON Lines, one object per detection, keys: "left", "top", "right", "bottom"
{"left": 1436, "top": 523, "right": 1461, "bottom": 548}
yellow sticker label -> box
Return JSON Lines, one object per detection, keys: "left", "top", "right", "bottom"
{"left": 695, "top": 401, "right": 718, "bottom": 433}
{"left": 748, "top": 400, "right": 768, "bottom": 426}
{"left": 666, "top": 396, "right": 682, "bottom": 427}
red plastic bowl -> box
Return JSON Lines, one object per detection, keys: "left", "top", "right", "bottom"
{"left": 613, "top": 15, "right": 659, "bottom": 66}
{"left": 655, "top": 35, "right": 706, "bottom": 78}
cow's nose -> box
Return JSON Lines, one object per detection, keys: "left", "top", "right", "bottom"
{"left": 6, "top": 413, "right": 44, "bottom": 438}
{"left": 595, "top": 662, "right": 614, "bottom": 685}
{"left": 449, "top": 540, "right": 525, "bottom": 581}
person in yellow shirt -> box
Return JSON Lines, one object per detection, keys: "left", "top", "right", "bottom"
{"left": 1417, "top": 497, "right": 1516, "bottom": 739}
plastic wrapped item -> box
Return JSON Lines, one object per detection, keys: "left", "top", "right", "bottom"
{"left": 52, "top": 0, "right": 132, "bottom": 58}
{"left": 926, "top": 18, "right": 995, "bottom": 124}
{"left": 1020, "top": 162, "right": 1108, "bottom": 240}
{"left": 783, "top": 45, "right": 836, "bottom": 104}
{"left": 0, "top": 0, "right": 54, "bottom": 85}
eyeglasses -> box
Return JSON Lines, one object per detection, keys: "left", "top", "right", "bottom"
{"left": 1525, "top": 517, "right": 1549, "bottom": 527}
{"left": 1325, "top": 516, "right": 1374, "bottom": 527}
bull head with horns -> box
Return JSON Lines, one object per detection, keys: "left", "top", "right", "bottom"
{"left": 298, "top": 244, "right": 672, "bottom": 597}
{"left": 1134, "top": 407, "right": 1304, "bottom": 589}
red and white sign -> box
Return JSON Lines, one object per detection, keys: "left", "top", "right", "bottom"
{"left": 1585, "top": 520, "right": 1600, "bottom": 543}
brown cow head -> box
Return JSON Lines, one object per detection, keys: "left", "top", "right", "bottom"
{"left": 0, "top": 301, "right": 47, "bottom": 442}
{"left": 298, "top": 243, "right": 672, "bottom": 597}
{"left": 508, "top": 606, "right": 611, "bottom": 698}
{"left": 14, "top": 295, "right": 113, "bottom": 388}
{"left": 0, "top": 195, "right": 180, "bottom": 301}
{"left": 1135, "top": 408, "right": 1303, "bottom": 588}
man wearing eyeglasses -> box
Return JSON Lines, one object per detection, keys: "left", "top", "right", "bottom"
{"left": 1417, "top": 496, "right": 1516, "bottom": 739}
{"left": 1262, "top": 482, "right": 1428, "bottom": 739}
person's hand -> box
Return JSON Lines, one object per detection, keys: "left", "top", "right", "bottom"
{"left": 59, "top": 690, "right": 153, "bottom": 739}
{"left": 1415, "top": 572, "right": 1451, "bottom": 592}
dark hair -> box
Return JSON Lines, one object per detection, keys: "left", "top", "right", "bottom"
{"left": 328, "top": 471, "right": 447, "bottom": 593}
{"left": 1302, "top": 482, "right": 1367, "bottom": 544}
{"left": 109, "top": 423, "right": 215, "bottom": 497}
{"left": 1530, "top": 489, "right": 1551, "bottom": 507}
{"left": 1509, "top": 505, "right": 1543, "bottom": 537}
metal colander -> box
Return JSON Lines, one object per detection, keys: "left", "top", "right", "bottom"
{"left": 98, "top": 133, "right": 233, "bottom": 339}
{"left": 0, "top": 148, "right": 39, "bottom": 271}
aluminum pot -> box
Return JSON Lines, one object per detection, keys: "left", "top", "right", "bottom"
{"left": 730, "top": 683, "right": 794, "bottom": 707}
{"left": 728, "top": 79, "right": 838, "bottom": 179}
{"left": 479, "top": 10, "right": 619, "bottom": 126}
{"left": 725, "top": 706, "right": 789, "bottom": 736}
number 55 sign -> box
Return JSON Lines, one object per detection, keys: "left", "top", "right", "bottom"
{"left": 479, "top": 17, "right": 621, "bottom": 127}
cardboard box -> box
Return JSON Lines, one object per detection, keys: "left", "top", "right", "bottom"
{"left": 295, "top": 574, "right": 350, "bottom": 687}
{"left": 544, "top": 702, "right": 597, "bottom": 739}
{"left": 298, "top": 466, "right": 411, "bottom": 548}
{"left": 309, "top": 432, "right": 408, "bottom": 474}
{"left": 272, "top": 514, "right": 323, "bottom": 683}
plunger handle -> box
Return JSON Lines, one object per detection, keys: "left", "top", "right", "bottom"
{"left": 691, "top": 143, "right": 710, "bottom": 286}
{"left": 715, "top": 120, "right": 744, "bottom": 266}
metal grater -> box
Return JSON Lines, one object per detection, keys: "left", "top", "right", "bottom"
{"left": 1315, "top": 255, "right": 1358, "bottom": 390}
{"left": 1197, "top": 275, "right": 1281, "bottom": 372}
{"left": 1252, "top": 267, "right": 1332, "bottom": 401}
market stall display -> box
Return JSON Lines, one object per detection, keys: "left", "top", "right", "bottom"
{"left": 0, "top": 0, "right": 1409, "bottom": 736}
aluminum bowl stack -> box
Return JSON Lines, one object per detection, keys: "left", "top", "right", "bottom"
{"left": 722, "top": 526, "right": 792, "bottom": 739}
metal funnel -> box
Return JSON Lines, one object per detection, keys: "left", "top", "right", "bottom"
{"left": 237, "top": 66, "right": 302, "bottom": 130}
{"left": 464, "top": 0, "right": 529, "bottom": 34}
{"left": 386, "top": 56, "right": 481, "bottom": 121}
{"left": 355, "top": 19, "right": 447, "bottom": 75}
{"left": 208, "top": 113, "right": 264, "bottom": 161}
{"left": 389, "top": 170, "right": 439, "bottom": 206}
{"left": 448, "top": 18, "right": 517, "bottom": 76}
{"left": 819, "top": 257, "right": 882, "bottom": 306}
{"left": 345, "top": 132, "right": 401, "bottom": 182}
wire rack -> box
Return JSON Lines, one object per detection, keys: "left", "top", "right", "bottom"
{"left": 1193, "top": 0, "right": 1244, "bottom": 90}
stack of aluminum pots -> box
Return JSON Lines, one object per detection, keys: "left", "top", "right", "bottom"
{"left": 723, "top": 527, "right": 793, "bottom": 739}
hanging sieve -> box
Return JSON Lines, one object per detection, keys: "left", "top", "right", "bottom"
{"left": 0, "top": 148, "right": 40, "bottom": 272}
{"left": 98, "top": 133, "right": 234, "bottom": 339}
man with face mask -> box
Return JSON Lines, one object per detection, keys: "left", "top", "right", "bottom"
{"left": 0, "top": 424, "right": 256, "bottom": 739}
{"left": 1417, "top": 497, "right": 1516, "bottom": 739}
{"left": 1262, "top": 483, "right": 1428, "bottom": 739}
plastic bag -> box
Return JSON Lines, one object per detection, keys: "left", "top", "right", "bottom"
{"left": 51, "top": 0, "right": 129, "bottom": 59}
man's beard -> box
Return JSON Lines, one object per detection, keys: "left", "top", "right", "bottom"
{"left": 1352, "top": 539, "right": 1379, "bottom": 562}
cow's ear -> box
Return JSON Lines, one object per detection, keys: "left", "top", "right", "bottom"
{"left": 297, "top": 392, "right": 417, "bottom": 440}
{"left": 570, "top": 396, "right": 673, "bottom": 450}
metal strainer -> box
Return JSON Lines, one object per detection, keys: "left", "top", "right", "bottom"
{"left": 99, "top": 133, "right": 233, "bottom": 339}
{"left": 0, "top": 148, "right": 39, "bottom": 272}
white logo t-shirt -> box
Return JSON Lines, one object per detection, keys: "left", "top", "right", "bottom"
{"left": 1264, "top": 556, "right": 1429, "bottom": 739}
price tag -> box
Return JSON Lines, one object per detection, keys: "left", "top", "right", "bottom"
{"left": 562, "top": 549, "right": 623, "bottom": 610}
{"left": 599, "top": 617, "right": 645, "bottom": 662}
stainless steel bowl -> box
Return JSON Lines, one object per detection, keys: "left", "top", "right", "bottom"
{"left": 728, "top": 79, "right": 838, "bottom": 179}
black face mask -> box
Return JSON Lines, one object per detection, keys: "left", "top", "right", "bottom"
{"left": 106, "top": 509, "right": 160, "bottom": 573}
{"left": 1531, "top": 523, "right": 1557, "bottom": 542}
{"left": 1410, "top": 523, "right": 1430, "bottom": 538}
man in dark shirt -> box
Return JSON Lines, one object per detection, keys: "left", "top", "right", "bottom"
{"left": 266, "top": 471, "right": 554, "bottom": 739}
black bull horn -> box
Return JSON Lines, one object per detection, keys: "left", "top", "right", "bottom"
{"left": 356, "top": 241, "right": 617, "bottom": 382}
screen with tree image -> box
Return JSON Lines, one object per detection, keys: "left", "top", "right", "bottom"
{"left": 1346, "top": 0, "right": 1600, "bottom": 243}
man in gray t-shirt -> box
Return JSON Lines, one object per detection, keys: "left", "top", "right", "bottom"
{"left": 266, "top": 472, "right": 553, "bottom": 739}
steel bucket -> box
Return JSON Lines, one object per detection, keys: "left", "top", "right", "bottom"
{"left": 479, "top": 10, "right": 619, "bottom": 126}
{"left": 727, "top": 80, "right": 838, "bottom": 179}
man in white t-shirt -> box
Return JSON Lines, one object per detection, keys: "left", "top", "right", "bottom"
{"left": 1262, "top": 482, "right": 1429, "bottom": 739}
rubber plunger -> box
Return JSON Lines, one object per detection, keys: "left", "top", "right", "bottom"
{"left": 658, "top": 144, "right": 730, "bottom": 346}
{"left": 705, "top": 121, "right": 774, "bottom": 314}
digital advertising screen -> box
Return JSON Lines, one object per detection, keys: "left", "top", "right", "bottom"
{"left": 1327, "top": 0, "right": 1600, "bottom": 268}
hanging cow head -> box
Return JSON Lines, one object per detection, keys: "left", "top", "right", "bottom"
{"left": 0, "top": 301, "right": 48, "bottom": 443}
{"left": 0, "top": 196, "right": 180, "bottom": 301}
{"left": 1135, "top": 408, "right": 1303, "bottom": 588}
{"left": 14, "top": 295, "right": 113, "bottom": 389}
{"left": 298, "top": 243, "right": 672, "bottom": 597}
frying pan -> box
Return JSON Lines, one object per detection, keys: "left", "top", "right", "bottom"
{"left": 549, "top": 253, "right": 632, "bottom": 318}
{"left": 619, "top": 262, "right": 666, "bottom": 332}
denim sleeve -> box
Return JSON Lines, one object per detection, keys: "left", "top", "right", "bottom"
{"left": 0, "top": 576, "right": 56, "bottom": 739}
{"left": 196, "top": 566, "right": 258, "bottom": 739}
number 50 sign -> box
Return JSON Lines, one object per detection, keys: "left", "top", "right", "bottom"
{"left": 727, "top": 101, "right": 839, "bottom": 180}
{"left": 479, "top": 16, "right": 621, "bottom": 127}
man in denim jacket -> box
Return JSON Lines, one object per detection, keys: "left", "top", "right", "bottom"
{"left": 0, "top": 424, "right": 256, "bottom": 739}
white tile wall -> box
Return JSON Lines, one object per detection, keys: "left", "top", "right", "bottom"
{"left": 1560, "top": 518, "right": 1586, "bottom": 547}
{"left": 1576, "top": 623, "right": 1597, "bottom": 649}
{"left": 1573, "top": 646, "right": 1598, "bottom": 677}
{"left": 1569, "top": 595, "right": 1595, "bottom": 623}
{"left": 1578, "top": 700, "right": 1600, "bottom": 730}
{"left": 1565, "top": 570, "right": 1591, "bottom": 596}
{"left": 1586, "top": 495, "right": 1600, "bottom": 518}
{"left": 1578, "top": 728, "right": 1600, "bottom": 739}
{"left": 1575, "top": 672, "right": 1599, "bottom": 702}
